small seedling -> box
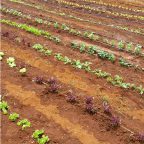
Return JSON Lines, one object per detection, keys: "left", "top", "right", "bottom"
{"left": 19, "top": 68, "right": 27, "bottom": 76}
{"left": 7, "top": 57, "right": 16, "bottom": 67}
{"left": 102, "top": 101, "right": 112, "bottom": 115}
{"left": 0, "top": 51, "right": 4, "bottom": 60}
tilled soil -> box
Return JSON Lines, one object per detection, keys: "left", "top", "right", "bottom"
{"left": 1, "top": 0, "right": 144, "bottom": 144}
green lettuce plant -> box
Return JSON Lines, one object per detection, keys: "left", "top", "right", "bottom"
{"left": 0, "top": 51, "right": 4, "bottom": 60}
{"left": 7, "top": 57, "right": 16, "bottom": 67}
{"left": 17, "top": 119, "right": 31, "bottom": 130}
{"left": 9, "top": 113, "right": 19, "bottom": 122}
{"left": 0, "top": 101, "right": 9, "bottom": 114}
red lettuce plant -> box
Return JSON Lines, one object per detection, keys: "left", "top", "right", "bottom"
{"left": 85, "top": 103, "right": 96, "bottom": 114}
{"left": 110, "top": 116, "right": 121, "bottom": 129}
{"left": 85, "top": 96, "right": 94, "bottom": 104}
{"left": 85, "top": 96, "right": 96, "bottom": 114}
{"left": 131, "top": 133, "right": 144, "bottom": 143}
{"left": 103, "top": 101, "right": 112, "bottom": 115}
{"left": 66, "top": 90, "right": 77, "bottom": 103}
{"left": 48, "top": 83, "right": 60, "bottom": 93}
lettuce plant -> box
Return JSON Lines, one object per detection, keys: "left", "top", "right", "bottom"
{"left": 83, "top": 31, "right": 89, "bottom": 38}
{"left": 32, "top": 130, "right": 44, "bottom": 139}
{"left": 134, "top": 44, "right": 142, "bottom": 55}
{"left": 52, "top": 37, "right": 61, "bottom": 43}
{"left": 85, "top": 103, "right": 97, "bottom": 114}
{"left": 85, "top": 96, "right": 94, "bottom": 104}
{"left": 135, "top": 133, "right": 144, "bottom": 143}
{"left": 63, "top": 56, "right": 71, "bottom": 64}
{"left": 82, "top": 61, "right": 91, "bottom": 71}
{"left": 0, "top": 51, "right": 4, "bottom": 60}
{"left": 0, "top": 101, "right": 9, "bottom": 114}
{"left": 71, "top": 41, "right": 78, "bottom": 49}
{"left": 55, "top": 53, "right": 63, "bottom": 61}
{"left": 17, "top": 119, "right": 31, "bottom": 130}
{"left": 72, "top": 60, "right": 83, "bottom": 69}
{"left": 85, "top": 96, "right": 96, "bottom": 114}
{"left": 131, "top": 133, "right": 144, "bottom": 143}
{"left": 126, "top": 42, "right": 133, "bottom": 52}
{"left": 9, "top": 113, "right": 19, "bottom": 122}
{"left": 37, "top": 135, "right": 49, "bottom": 144}
{"left": 66, "top": 90, "right": 77, "bottom": 103}
{"left": 32, "top": 44, "right": 44, "bottom": 52}
{"left": 118, "top": 40, "right": 124, "bottom": 50}
{"left": 19, "top": 68, "right": 27, "bottom": 76}
{"left": 110, "top": 116, "right": 121, "bottom": 129}
{"left": 119, "top": 58, "right": 132, "bottom": 67}
{"left": 48, "top": 83, "right": 60, "bottom": 93}
{"left": 7, "top": 57, "right": 16, "bottom": 68}
{"left": 93, "top": 69, "right": 110, "bottom": 78}
{"left": 102, "top": 101, "right": 112, "bottom": 115}
{"left": 61, "top": 23, "right": 69, "bottom": 31}
{"left": 54, "top": 22, "right": 59, "bottom": 29}
{"left": 88, "top": 32, "right": 95, "bottom": 40}
{"left": 32, "top": 130, "right": 50, "bottom": 144}
{"left": 44, "top": 50, "right": 52, "bottom": 56}
{"left": 87, "top": 46, "right": 97, "bottom": 55}
{"left": 79, "top": 43, "right": 86, "bottom": 53}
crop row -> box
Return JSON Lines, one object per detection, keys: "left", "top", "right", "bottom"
{"left": 32, "top": 43, "right": 144, "bottom": 95}
{"left": 79, "top": 0, "right": 144, "bottom": 13}
{"left": 1, "top": 7, "right": 144, "bottom": 58}
{"left": 56, "top": 0, "right": 144, "bottom": 21}
{"left": 8, "top": 0, "right": 144, "bottom": 35}
{"left": 1, "top": 17, "right": 144, "bottom": 81}
{"left": 0, "top": 100, "right": 50, "bottom": 144}
{"left": 1, "top": 19, "right": 144, "bottom": 95}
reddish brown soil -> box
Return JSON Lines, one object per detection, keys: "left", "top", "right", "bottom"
{"left": 1, "top": 0, "right": 144, "bottom": 144}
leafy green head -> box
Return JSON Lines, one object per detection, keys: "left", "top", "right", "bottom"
{"left": 7, "top": 57, "right": 16, "bottom": 67}
{"left": 17, "top": 119, "right": 31, "bottom": 130}
{"left": 0, "top": 101, "right": 9, "bottom": 114}
{"left": 9, "top": 113, "right": 19, "bottom": 122}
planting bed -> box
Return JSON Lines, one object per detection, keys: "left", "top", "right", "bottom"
{"left": 1, "top": 0, "right": 144, "bottom": 144}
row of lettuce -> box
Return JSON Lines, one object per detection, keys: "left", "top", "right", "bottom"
{"left": 56, "top": 0, "right": 144, "bottom": 20}
{"left": 0, "top": 101, "right": 50, "bottom": 144}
